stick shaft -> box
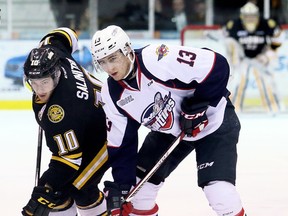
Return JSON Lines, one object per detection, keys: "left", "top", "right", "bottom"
{"left": 125, "top": 131, "right": 184, "bottom": 202}
{"left": 35, "top": 126, "right": 43, "bottom": 186}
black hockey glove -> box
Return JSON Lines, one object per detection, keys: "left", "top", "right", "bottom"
{"left": 180, "top": 98, "right": 209, "bottom": 137}
{"left": 103, "top": 181, "right": 133, "bottom": 216}
{"left": 22, "top": 186, "right": 62, "bottom": 216}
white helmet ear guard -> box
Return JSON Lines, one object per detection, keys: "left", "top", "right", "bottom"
{"left": 91, "top": 25, "right": 132, "bottom": 66}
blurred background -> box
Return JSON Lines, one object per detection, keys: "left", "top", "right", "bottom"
{"left": 1, "top": 0, "right": 288, "bottom": 39}
{"left": 0, "top": 0, "right": 288, "bottom": 112}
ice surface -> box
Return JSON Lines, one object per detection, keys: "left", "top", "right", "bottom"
{"left": 1, "top": 110, "right": 287, "bottom": 216}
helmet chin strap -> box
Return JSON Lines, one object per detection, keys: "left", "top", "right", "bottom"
{"left": 123, "top": 52, "right": 136, "bottom": 80}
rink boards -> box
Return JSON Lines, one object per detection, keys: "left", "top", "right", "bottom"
{"left": 1, "top": 38, "right": 288, "bottom": 110}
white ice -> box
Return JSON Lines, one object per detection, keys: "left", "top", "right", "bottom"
{"left": 1, "top": 110, "right": 288, "bottom": 216}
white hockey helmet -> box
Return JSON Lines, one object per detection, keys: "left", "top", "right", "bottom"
{"left": 240, "top": 2, "right": 259, "bottom": 32}
{"left": 91, "top": 25, "right": 132, "bottom": 65}
{"left": 240, "top": 2, "right": 259, "bottom": 15}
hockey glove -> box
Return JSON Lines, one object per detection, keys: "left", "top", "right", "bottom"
{"left": 103, "top": 181, "right": 133, "bottom": 216}
{"left": 22, "top": 186, "right": 62, "bottom": 216}
{"left": 256, "top": 49, "right": 277, "bottom": 66}
{"left": 180, "top": 99, "right": 209, "bottom": 137}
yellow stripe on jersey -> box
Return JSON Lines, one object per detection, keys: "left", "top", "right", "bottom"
{"left": 52, "top": 155, "right": 80, "bottom": 170}
{"left": 64, "top": 152, "right": 82, "bottom": 159}
{"left": 77, "top": 192, "right": 104, "bottom": 209}
{"left": 73, "top": 144, "right": 108, "bottom": 190}
{"left": 52, "top": 197, "right": 73, "bottom": 210}
{"left": 51, "top": 29, "right": 73, "bottom": 47}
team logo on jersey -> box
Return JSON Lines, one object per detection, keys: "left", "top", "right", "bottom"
{"left": 156, "top": 44, "right": 169, "bottom": 61}
{"left": 141, "top": 92, "right": 175, "bottom": 131}
{"left": 48, "top": 105, "right": 65, "bottom": 123}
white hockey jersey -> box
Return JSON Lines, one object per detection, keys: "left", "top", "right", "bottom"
{"left": 101, "top": 44, "right": 230, "bottom": 184}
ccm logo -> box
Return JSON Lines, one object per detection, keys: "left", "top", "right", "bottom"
{"left": 182, "top": 110, "right": 206, "bottom": 119}
{"left": 197, "top": 161, "right": 214, "bottom": 170}
{"left": 37, "top": 197, "right": 56, "bottom": 208}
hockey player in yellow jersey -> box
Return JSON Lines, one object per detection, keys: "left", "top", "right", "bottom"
{"left": 21, "top": 28, "right": 109, "bottom": 216}
{"left": 224, "top": 2, "right": 284, "bottom": 113}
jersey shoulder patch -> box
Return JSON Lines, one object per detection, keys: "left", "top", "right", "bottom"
{"left": 267, "top": 19, "right": 277, "bottom": 28}
{"left": 40, "top": 28, "right": 79, "bottom": 54}
{"left": 226, "top": 20, "right": 234, "bottom": 30}
{"left": 48, "top": 104, "right": 65, "bottom": 123}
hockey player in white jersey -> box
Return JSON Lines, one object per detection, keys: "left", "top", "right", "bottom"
{"left": 91, "top": 25, "right": 247, "bottom": 216}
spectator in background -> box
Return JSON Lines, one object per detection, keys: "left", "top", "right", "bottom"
{"left": 155, "top": 0, "right": 176, "bottom": 31}
{"left": 50, "top": 0, "right": 88, "bottom": 32}
{"left": 270, "top": 0, "right": 288, "bottom": 24}
{"left": 224, "top": 2, "right": 285, "bottom": 113}
{"left": 171, "top": 0, "right": 187, "bottom": 31}
{"left": 188, "top": 0, "right": 206, "bottom": 25}
{"left": 113, "top": 2, "right": 148, "bottom": 30}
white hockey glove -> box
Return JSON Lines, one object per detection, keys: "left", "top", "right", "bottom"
{"left": 256, "top": 49, "right": 277, "bottom": 66}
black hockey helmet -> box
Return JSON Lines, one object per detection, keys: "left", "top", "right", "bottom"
{"left": 24, "top": 47, "right": 60, "bottom": 79}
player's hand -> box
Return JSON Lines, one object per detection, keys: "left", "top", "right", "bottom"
{"left": 103, "top": 181, "right": 132, "bottom": 216}
{"left": 256, "top": 53, "right": 269, "bottom": 65}
{"left": 22, "top": 186, "right": 62, "bottom": 216}
{"left": 180, "top": 98, "right": 209, "bottom": 137}
{"left": 256, "top": 49, "right": 277, "bottom": 66}
{"left": 121, "top": 202, "right": 134, "bottom": 216}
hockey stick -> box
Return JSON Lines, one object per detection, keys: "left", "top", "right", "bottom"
{"left": 124, "top": 131, "right": 185, "bottom": 203}
{"left": 35, "top": 126, "right": 43, "bottom": 186}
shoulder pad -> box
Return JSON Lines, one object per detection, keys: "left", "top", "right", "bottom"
{"left": 267, "top": 19, "right": 277, "bottom": 28}
{"left": 40, "top": 28, "right": 79, "bottom": 54}
{"left": 226, "top": 20, "right": 234, "bottom": 29}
